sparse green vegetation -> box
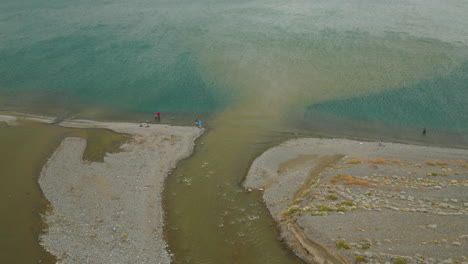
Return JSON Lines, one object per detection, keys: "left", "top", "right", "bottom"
{"left": 367, "top": 191, "right": 373, "bottom": 196}
{"left": 318, "top": 205, "right": 334, "bottom": 212}
{"left": 336, "top": 206, "right": 347, "bottom": 212}
{"left": 311, "top": 211, "right": 328, "bottom": 216}
{"left": 326, "top": 193, "right": 339, "bottom": 200}
{"left": 361, "top": 243, "right": 371, "bottom": 250}
{"left": 293, "top": 198, "right": 303, "bottom": 204}
{"left": 336, "top": 240, "right": 351, "bottom": 249}
{"left": 355, "top": 255, "right": 366, "bottom": 262}
{"left": 341, "top": 200, "right": 354, "bottom": 206}
{"left": 394, "top": 258, "right": 406, "bottom": 264}
{"left": 284, "top": 205, "right": 300, "bottom": 215}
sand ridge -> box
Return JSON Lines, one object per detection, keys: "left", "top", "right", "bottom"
{"left": 0, "top": 112, "right": 55, "bottom": 125}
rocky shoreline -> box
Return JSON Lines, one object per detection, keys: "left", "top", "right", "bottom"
{"left": 244, "top": 138, "right": 468, "bottom": 264}
{"left": 38, "top": 120, "right": 202, "bottom": 263}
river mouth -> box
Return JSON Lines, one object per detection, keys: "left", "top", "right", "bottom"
{"left": 164, "top": 113, "right": 307, "bottom": 264}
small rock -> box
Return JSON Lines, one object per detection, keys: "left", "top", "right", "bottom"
{"left": 452, "top": 241, "right": 461, "bottom": 246}
{"left": 427, "top": 224, "right": 437, "bottom": 229}
{"left": 450, "top": 199, "right": 458, "bottom": 203}
{"left": 439, "top": 203, "right": 454, "bottom": 209}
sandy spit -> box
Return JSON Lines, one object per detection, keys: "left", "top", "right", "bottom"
{"left": 39, "top": 120, "right": 203, "bottom": 264}
{"left": 0, "top": 112, "right": 55, "bottom": 125}
{"left": 244, "top": 138, "right": 468, "bottom": 264}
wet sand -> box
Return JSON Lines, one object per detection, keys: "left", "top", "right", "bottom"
{"left": 37, "top": 119, "right": 202, "bottom": 263}
{"left": 244, "top": 138, "right": 468, "bottom": 264}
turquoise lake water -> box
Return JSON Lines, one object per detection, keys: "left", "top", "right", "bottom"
{"left": 1, "top": 0, "right": 468, "bottom": 127}
{"left": 307, "top": 60, "right": 468, "bottom": 132}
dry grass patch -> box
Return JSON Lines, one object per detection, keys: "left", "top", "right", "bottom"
{"left": 425, "top": 160, "right": 449, "bottom": 166}
{"left": 346, "top": 158, "right": 362, "bottom": 164}
{"left": 347, "top": 157, "right": 404, "bottom": 165}
{"left": 368, "top": 157, "right": 389, "bottom": 164}
{"left": 335, "top": 174, "right": 371, "bottom": 187}
{"left": 390, "top": 159, "right": 403, "bottom": 165}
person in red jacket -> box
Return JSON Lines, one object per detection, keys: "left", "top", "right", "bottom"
{"left": 155, "top": 112, "right": 161, "bottom": 121}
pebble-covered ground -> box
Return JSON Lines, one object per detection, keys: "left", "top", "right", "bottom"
{"left": 244, "top": 138, "right": 468, "bottom": 264}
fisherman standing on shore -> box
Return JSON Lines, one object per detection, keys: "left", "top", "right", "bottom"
{"left": 155, "top": 112, "right": 161, "bottom": 122}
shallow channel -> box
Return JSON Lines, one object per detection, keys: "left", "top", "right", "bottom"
{"left": 164, "top": 105, "right": 309, "bottom": 264}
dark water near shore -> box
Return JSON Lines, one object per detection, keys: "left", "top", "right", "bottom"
{"left": 1, "top": 0, "right": 468, "bottom": 262}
